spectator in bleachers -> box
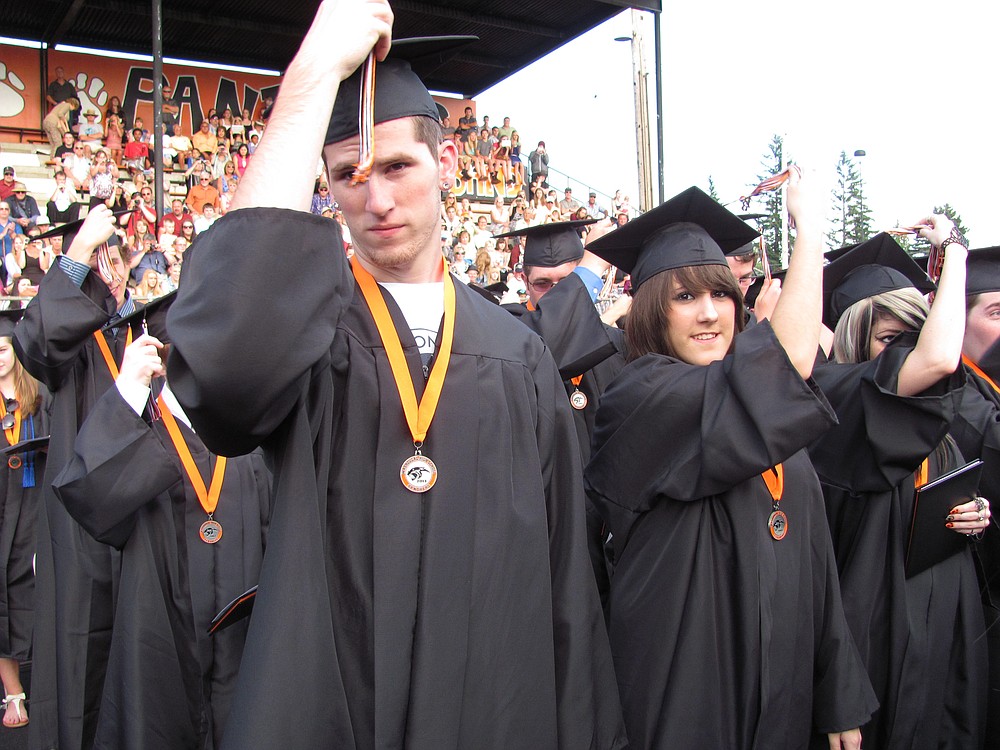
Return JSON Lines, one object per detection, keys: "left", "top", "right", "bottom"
{"left": 133, "top": 268, "right": 166, "bottom": 301}
{"left": 442, "top": 204, "right": 462, "bottom": 241}
{"left": 88, "top": 150, "right": 118, "bottom": 209}
{"left": 473, "top": 248, "right": 492, "bottom": 283}
{"left": 441, "top": 115, "right": 455, "bottom": 139}
{"left": 123, "top": 128, "right": 150, "bottom": 177}
{"left": 104, "top": 114, "right": 124, "bottom": 167}
{"left": 0, "top": 169, "right": 14, "bottom": 204}
{"left": 481, "top": 115, "right": 491, "bottom": 132}
{"left": 8, "top": 184, "right": 41, "bottom": 232}
{"left": 178, "top": 219, "right": 197, "bottom": 245}
{"left": 162, "top": 259, "right": 182, "bottom": 292}
{"left": 161, "top": 85, "right": 180, "bottom": 130}
{"left": 53, "top": 133, "right": 76, "bottom": 167}
{"left": 509, "top": 132, "right": 523, "bottom": 184}
{"left": 617, "top": 194, "right": 632, "bottom": 216}
{"left": 42, "top": 96, "right": 80, "bottom": 154}
{"left": 492, "top": 135, "right": 513, "bottom": 186}
{"left": 210, "top": 145, "right": 230, "bottom": 180}
{"left": 77, "top": 110, "right": 104, "bottom": 157}
{"left": 125, "top": 217, "right": 154, "bottom": 255}
{"left": 0, "top": 203, "right": 23, "bottom": 257}
{"left": 459, "top": 131, "right": 477, "bottom": 179}
{"left": 193, "top": 204, "right": 218, "bottom": 234}
{"left": 232, "top": 143, "right": 251, "bottom": 179}
{"left": 528, "top": 141, "right": 549, "bottom": 187}
{"left": 310, "top": 182, "right": 334, "bottom": 216}
{"left": 104, "top": 96, "right": 128, "bottom": 131}
{"left": 458, "top": 106, "right": 476, "bottom": 142}
{"left": 132, "top": 116, "right": 151, "bottom": 144}
{"left": 498, "top": 117, "right": 514, "bottom": 139}
{"left": 158, "top": 216, "right": 178, "bottom": 249}
{"left": 108, "top": 183, "right": 129, "bottom": 215}
{"left": 453, "top": 231, "right": 474, "bottom": 264}
{"left": 165, "top": 235, "right": 188, "bottom": 267}
{"left": 218, "top": 176, "right": 238, "bottom": 214}
{"left": 449, "top": 246, "right": 471, "bottom": 276}
{"left": 126, "top": 185, "right": 157, "bottom": 237}
{"left": 230, "top": 116, "right": 246, "bottom": 143}
{"left": 164, "top": 199, "right": 193, "bottom": 235}
{"left": 558, "top": 188, "right": 581, "bottom": 220}
{"left": 191, "top": 119, "right": 218, "bottom": 155}
{"left": 168, "top": 123, "right": 194, "bottom": 168}
{"left": 45, "top": 67, "right": 75, "bottom": 112}
{"left": 187, "top": 173, "right": 220, "bottom": 214}
{"left": 46, "top": 172, "right": 81, "bottom": 224}
{"left": 494, "top": 236, "right": 512, "bottom": 270}
{"left": 183, "top": 154, "right": 210, "bottom": 190}
{"left": 585, "top": 191, "right": 608, "bottom": 220}
{"left": 475, "top": 128, "right": 493, "bottom": 181}
{"left": 207, "top": 112, "right": 221, "bottom": 137}
{"left": 616, "top": 211, "right": 629, "bottom": 226}
{"left": 472, "top": 215, "right": 492, "bottom": 249}
{"left": 62, "top": 140, "right": 91, "bottom": 192}
{"left": 6, "top": 232, "right": 49, "bottom": 288}
{"left": 490, "top": 196, "right": 509, "bottom": 234}
{"left": 219, "top": 107, "right": 234, "bottom": 134}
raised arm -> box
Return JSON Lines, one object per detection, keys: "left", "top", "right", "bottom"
{"left": 895, "top": 215, "right": 967, "bottom": 396}
{"left": 229, "top": 0, "right": 393, "bottom": 213}
{"left": 767, "top": 168, "right": 825, "bottom": 379}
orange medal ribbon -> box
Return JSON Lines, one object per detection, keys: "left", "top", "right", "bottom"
{"left": 351, "top": 256, "right": 456, "bottom": 493}
{"left": 157, "top": 395, "right": 227, "bottom": 542}
{"left": 93, "top": 326, "right": 133, "bottom": 379}
{"left": 963, "top": 354, "right": 1000, "bottom": 394}
{"left": 762, "top": 463, "right": 787, "bottom": 540}
{"left": 569, "top": 374, "right": 588, "bottom": 410}
{"left": 914, "top": 457, "right": 929, "bottom": 490}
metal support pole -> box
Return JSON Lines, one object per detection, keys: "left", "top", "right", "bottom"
{"left": 152, "top": 0, "right": 164, "bottom": 223}
{"left": 653, "top": 11, "right": 664, "bottom": 205}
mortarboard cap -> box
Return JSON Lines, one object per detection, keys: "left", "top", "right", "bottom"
{"left": 966, "top": 246, "right": 1000, "bottom": 296}
{"left": 103, "top": 289, "right": 177, "bottom": 342}
{"left": 587, "top": 186, "right": 758, "bottom": 290}
{"left": 494, "top": 219, "right": 596, "bottom": 268}
{"left": 209, "top": 585, "right": 257, "bottom": 634}
{"left": 325, "top": 36, "right": 477, "bottom": 145}
{"left": 0, "top": 435, "right": 49, "bottom": 457}
{"left": 727, "top": 240, "right": 759, "bottom": 259}
{"left": 823, "top": 232, "right": 935, "bottom": 329}
{"left": 34, "top": 210, "right": 129, "bottom": 247}
{"left": 0, "top": 308, "right": 23, "bottom": 339}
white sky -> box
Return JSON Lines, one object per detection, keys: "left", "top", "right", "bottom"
{"left": 475, "top": 0, "right": 1000, "bottom": 246}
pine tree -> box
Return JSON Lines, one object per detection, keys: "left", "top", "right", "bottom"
{"left": 707, "top": 175, "right": 720, "bottom": 203}
{"left": 827, "top": 151, "right": 859, "bottom": 250}
{"left": 751, "top": 134, "right": 786, "bottom": 270}
{"left": 846, "top": 173, "right": 873, "bottom": 245}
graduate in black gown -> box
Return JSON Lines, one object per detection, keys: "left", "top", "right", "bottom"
{"left": 166, "top": 5, "right": 625, "bottom": 748}
{"left": 52, "top": 302, "right": 271, "bottom": 750}
{"left": 14, "top": 205, "right": 134, "bottom": 750}
{"left": 949, "top": 246, "right": 1000, "bottom": 747}
{"left": 0, "top": 309, "right": 47, "bottom": 730}
{"left": 808, "top": 230, "right": 989, "bottom": 749}
{"left": 584, "top": 182, "right": 877, "bottom": 749}
{"left": 496, "top": 220, "right": 627, "bottom": 602}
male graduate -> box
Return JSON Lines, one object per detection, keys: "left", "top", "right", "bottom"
{"left": 53, "top": 295, "right": 271, "bottom": 750}
{"left": 13, "top": 206, "right": 132, "bottom": 750}
{"left": 166, "top": 2, "right": 625, "bottom": 748}
{"left": 496, "top": 221, "right": 628, "bottom": 601}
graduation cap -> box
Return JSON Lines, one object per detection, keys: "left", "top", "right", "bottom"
{"left": 102, "top": 290, "right": 177, "bottom": 343}
{"left": 209, "top": 585, "right": 257, "bottom": 634}
{"left": 586, "top": 186, "right": 759, "bottom": 290}
{"left": 494, "top": 219, "right": 596, "bottom": 268}
{"left": 0, "top": 435, "right": 49, "bottom": 457}
{"left": 0, "top": 307, "right": 23, "bottom": 339}
{"left": 966, "top": 246, "right": 1000, "bottom": 296}
{"left": 101, "top": 289, "right": 177, "bottom": 344}
{"left": 325, "top": 36, "right": 478, "bottom": 145}
{"left": 726, "top": 240, "right": 759, "bottom": 259}
{"left": 823, "top": 232, "right": 935, "bottom": 329}
{"left": 34, "top": 211, "right": 129, "bottom": 246}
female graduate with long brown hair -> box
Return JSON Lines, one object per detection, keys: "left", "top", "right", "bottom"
{"left": 584, "top": 180, "right": 877, "bottom": 749}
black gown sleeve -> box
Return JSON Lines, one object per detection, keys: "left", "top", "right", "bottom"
{"left": 13, "top": 268, "right": 115, "bottom": 391}
{"left": 52, "top": 386, "right": 182, "bottom": 548}
{"left": 167, "top": 209, "right": 354, "bottom": 455}
{"left": 512, "top": 273, "right": 618, "bottom": 378}
{"left": 809, "top": 334, "right": 966, "bottom": 493}
{"left": 586, "top": 321, "right": 837, "bottom": 514}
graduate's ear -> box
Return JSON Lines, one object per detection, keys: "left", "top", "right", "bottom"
{"left": 438, "top": 138, "right": 458, "bottom": 183}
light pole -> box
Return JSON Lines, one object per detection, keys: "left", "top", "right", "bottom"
{"left": 615, "top": 10, "right": 655, "bottom": 213}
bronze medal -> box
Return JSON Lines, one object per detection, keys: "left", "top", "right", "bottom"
{"left": 7, "top": 455, "right": 20, "bottom": 470}
{"left": 400, "top": 454, "right": 438, "bottom": 493}
{"left": 768, "top": 509, "right": 788, "bottom": 541}
{"left": 569, "top": 389, "right": 588, "bottom": 410}
{"left": 199, "top": 518, "right": 223, "bottom": 544}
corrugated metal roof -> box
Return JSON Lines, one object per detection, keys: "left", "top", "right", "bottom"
{"left": 7, "top": 0, "right": 659, "bottom": 96}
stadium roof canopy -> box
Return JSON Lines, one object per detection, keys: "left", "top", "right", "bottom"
{"left": 8, "top": 0, "right": 660, "bottom": 97}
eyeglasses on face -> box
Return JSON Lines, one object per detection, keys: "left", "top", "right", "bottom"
{"left": 526, "top": 278, "right": 557, "bottom": 292}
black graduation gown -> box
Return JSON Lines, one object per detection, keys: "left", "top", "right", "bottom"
{"left": 166, "top": 209, "right": 626, "bottom": 750}
{"left": 585, "top": 322, "right": 877, "bottom": 749}
{"left": 809, "top": 339, "right": 987, "bottom": 750}
{"left": 948, "top": 341, "right": 1000, "bottom": 749}
{"left": 0, "top": 398, "right": 48, "bottom": 661}
{"left": 52, "top": 385, "right": 270, "bottom": 750}
{"left": 13, "top": 268, "right": 125, "bottom": 750}
{"left": 502, "top": 278, "right": 626, "bottom": 604}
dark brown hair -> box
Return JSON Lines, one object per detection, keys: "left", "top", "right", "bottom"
{"left": 625, "top": 264, "right": 745, "bottom": 362}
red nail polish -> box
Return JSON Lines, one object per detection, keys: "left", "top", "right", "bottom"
{"left": 946, "top": 523, "right": 954, "bottom": 528}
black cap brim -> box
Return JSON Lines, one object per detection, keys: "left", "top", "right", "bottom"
{"left": 0, "top": 436, "right": 49, "bottom": 456}
{"left": 325, "top": 36, "right": 478, "bottom": 146}
{"left": 587, "top": 186, "right": 759, "bottom": 290}
{"left": 823, "top": 232, "right": 935, "bottom": 329}
{"left": 103, "top": 290, "right": 177, "bottom": 342}
{"left": 34, "top": 210, "right": 131, "bottom": 244}
{"left": 494, "top": 219, "right": 596, "bottom": 268}
{"left": 0, "top": 307, "right": 24, "bottom": 339}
